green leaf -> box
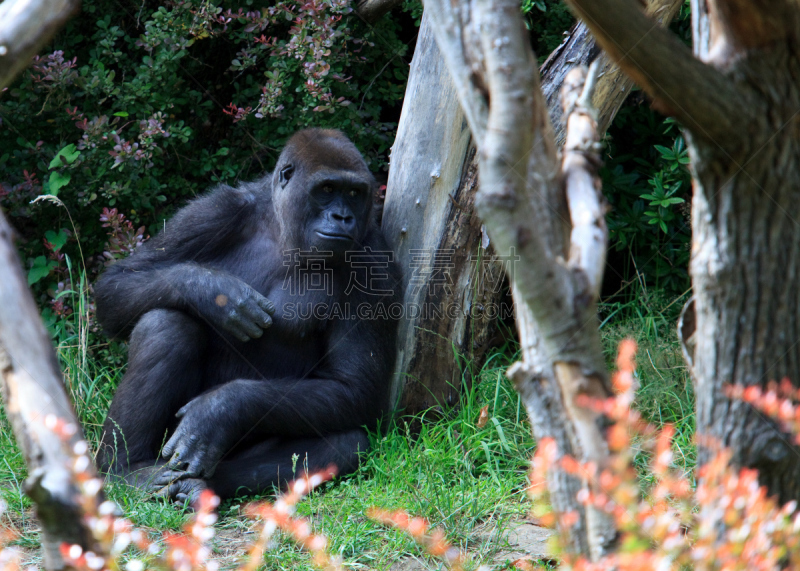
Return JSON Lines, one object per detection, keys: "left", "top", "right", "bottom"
{"left": 49, "top": 144, "right": 81, "bottom": 168}
{"left": 44, "top": 229, "right": 69, "bottom": 251}
{"left": 48, "top": 172, "right": 71, "bottom": 196}
{"left": 113, "top": 111, "right": 129, "bottom": 117}
{"left": 27, "top": 257, "right": 55, "bottom": 285}
{"left": 654, "top": 144, "right": 673, "bottom": 158}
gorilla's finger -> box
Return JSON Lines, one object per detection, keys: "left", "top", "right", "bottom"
{"left": 257, "top": 310, "right": 273, "bottom": 329}
{"left": 175, "top": 403, "right": 191, "bottom": 419}
{"left": 171, "top": 478, "right": 209, "bottom": 506}
{"left": 163, "top": 427, "right": 188, "bottom": 458}
{"left": 168, "top": 452, "right": 188, "bottom": 470}
{"left": 227, "top": 323, "right": 252, "bottom": 342}
{"left": 257, "top": 295, "right": 276, "bottom": 315}
{"left": 237, "top": 317, "right": 264, "bottom": 339}
{"left": 153, "top": 484, "right": 171, "bottom": 498}
{"left": 152, "top": 469, "right": 189, "bottom": 487}
{"left": 241, "top": 303, "right": 272, "bottom": 330}
{"left": 164, "top": 434, "right": 192, "bottom": 467}
{"left": 183, "top": 457, "right": 204, "bottom": 478}
{"left": 162, "top": 435, "right": 178, "bottom": 459}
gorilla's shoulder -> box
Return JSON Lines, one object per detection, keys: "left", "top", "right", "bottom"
{"left": 167, "top": 174, "right": 272, "bottom": 228}
{"left": 194, "top": 172, "right": 272, "bottom": 211}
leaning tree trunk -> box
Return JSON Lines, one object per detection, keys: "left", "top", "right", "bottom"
{"left": 1, "top": 208, "right": 101, "bottom": 570}
{"left": 0, "top": 1, "right": 107, "bottom": 569}
{"left": 564, "top": 0, "right": 800, "bottom": 504}
{"left": 382, "top": 0, "right": 682, "bottom": 416}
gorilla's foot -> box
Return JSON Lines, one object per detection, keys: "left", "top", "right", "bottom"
{"left": 156, "top": 477, "right": 209, "bottom": 506}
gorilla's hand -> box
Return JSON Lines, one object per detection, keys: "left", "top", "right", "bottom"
{"left": 162, "top": 393, "right": 232, "bottom": 478}
{"left": 156, "top": 477, "right": 209, "bottom": 506}
{"left": 179, "top": 266, "right": 275, "bottom": 342}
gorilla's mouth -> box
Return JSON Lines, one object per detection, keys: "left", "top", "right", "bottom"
{"left": 315, "top": 230, "right": 353, "bottom": 242}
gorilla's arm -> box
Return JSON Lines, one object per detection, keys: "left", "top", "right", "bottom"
{"left": 95, "top": 182, "right": 274, "bottom": 340}
{"left": 162, "top": 302, "right": 398, "bottom": 478}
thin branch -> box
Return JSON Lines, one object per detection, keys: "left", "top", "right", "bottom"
{"left": 692, "top": 0, "right": 713, "bottom": 59}
{"left": 563, "top": 0, "right": 758, "bottom": 149}
{"left": 562, "top": 63, "right": 606, "bottom": 298}
{"left": 544, "top": 0, "right": 684, "bottom": 146}
{"left": 0, "top": 0, "right": 81, "bottom": 91}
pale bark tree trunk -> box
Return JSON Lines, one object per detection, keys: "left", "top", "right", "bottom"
{"left": 421, "top": 0, "right": 625, "bottom": 558}
{"left": 0, "top": 1, "right": 102, "bottom": 569}
{"left": 0, "top": 211, "right": 100, "bottom": 570}
{"left": 383, "top": 0, "right": 681, "bottom": 416}
{"left": 565, "top": 0, "right": 800, "bottom": 505}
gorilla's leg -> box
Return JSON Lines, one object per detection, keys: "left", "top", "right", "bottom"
{"left": 164, "top": 429, "right": 370, "bottom": 501}
{"left": 99, "top": 309, "right": 208, "bottom": 478}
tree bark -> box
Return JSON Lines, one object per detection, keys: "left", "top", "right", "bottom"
{"left": 421, "top": 0, "right": 619, "bottom": 556}
{"left": 687, "top": 0, "right": 800, "bottom": 504}
{"left": 565, "top": 0, "right": 800, "bottom": 504}
{"left": 382, "top": 0, "right": 683, "bottom": 416}
{"left": 0, "top": 2, "right": 97, "bottom": 567}
{"left": 0, "top": 211, "right": 100, "bottom": 570}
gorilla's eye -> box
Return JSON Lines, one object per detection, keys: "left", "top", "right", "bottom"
{"left": 348, "top": 189, "right": 359, "bottom": 197}
{"left": 323, "top": 185, "right": 333, "bottom": 194}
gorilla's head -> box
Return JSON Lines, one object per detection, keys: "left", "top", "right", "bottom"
{"left": 272, "top": 129, "right": 375, "bottom": 258}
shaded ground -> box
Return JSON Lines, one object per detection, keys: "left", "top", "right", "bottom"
{"left": 3, "top": 509, "right": 552, "bottom": 570}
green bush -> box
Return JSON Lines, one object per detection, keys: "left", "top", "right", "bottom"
{"left": 602, "top": 105, "right": 692, "bottom": 296}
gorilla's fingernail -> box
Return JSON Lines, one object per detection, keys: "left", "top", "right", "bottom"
{"left": 215, "top": 294, "right": 228, "bottom": 307}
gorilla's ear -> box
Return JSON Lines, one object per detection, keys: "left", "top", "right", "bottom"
{"left": 279, "top": 164, "right": 295, "bottom": 188}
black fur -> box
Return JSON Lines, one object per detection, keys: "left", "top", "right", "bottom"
{"left": 96, "top": 129, "right": 401, "bottom": 501}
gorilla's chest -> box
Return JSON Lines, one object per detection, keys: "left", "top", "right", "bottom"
{"left": 205, "top": 236, "right": 352, "bottom": 380}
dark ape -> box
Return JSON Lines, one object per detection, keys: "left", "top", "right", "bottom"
{"left": 96, "top": 129, "right": 401, "bottom": 502}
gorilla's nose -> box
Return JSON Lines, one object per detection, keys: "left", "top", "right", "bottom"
{"left": 333, "top": 212, "right": 356, "bottom": 231}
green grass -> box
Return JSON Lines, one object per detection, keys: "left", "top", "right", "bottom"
{"left": 600, "top": 286, "right": 696, "bottom": 485}
{"left": 0, "top": 283, "right": 695, "bottom": 570}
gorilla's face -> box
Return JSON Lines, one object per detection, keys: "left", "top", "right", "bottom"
{"left": 272, "top": 130, "right": 375, "bottom": 259}
{"left": 304, "top": 171, "right": 372, "bottom": 253}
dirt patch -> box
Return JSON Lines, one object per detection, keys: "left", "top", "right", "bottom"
{"left": 210, "top": 524, "right": 259, "bottom": 569}
{"left": 389, "top": 520, "right": 554, "bottom": 570}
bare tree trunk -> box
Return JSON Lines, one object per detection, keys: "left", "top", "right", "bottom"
{"left": 383, "top": 0, "right": 682, "bottom": 416}
{"left": 564, "top": 0, "right": 800, "bottom": 504}
{"left": 0, "top": 212, "right": 100, "bottom": 570}
{"left": 422, "top": 0, "right": 620, "bottom": 557}
{"left": 686, "top": 0, "right": 800, "bottom": 503}
{"left": 0, "top": 1, "right": 100, "bottom": 568}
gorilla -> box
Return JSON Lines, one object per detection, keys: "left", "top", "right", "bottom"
{"left": 95, "top": 129, "right": 401, "bottom": 502}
